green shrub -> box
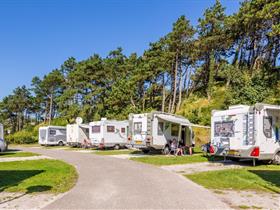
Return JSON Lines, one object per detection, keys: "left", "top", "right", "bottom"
{"left": 6, "top": 130, "right": 37, "bottom": 144}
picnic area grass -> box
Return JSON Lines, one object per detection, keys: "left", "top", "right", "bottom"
{"left": 0, "top": 159, "right": 77, "bottom": 194}
{"left": 186, "top": 165, "right": 280, "bottom": 193}
{"left": 0, "top": 151, "right": 40, "bottom": 158}
{"left": 130, "top": 154, "right": 222, "bottom": 166}
{"left": 94, "top": 149, "right": 141, "bottom": 156}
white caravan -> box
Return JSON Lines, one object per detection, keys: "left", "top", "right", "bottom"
{"left": 89, "top": 118, "right": 129, "bottom": 149}
{"left": 210, "top": 103, "right": 280, "bottom": 165}
{"left": 129, "top": 112, "right": 194, "bottom": 154}
{"left": 66, "top": 124, "right": 90, "bottom": 147}
{"left": 39, "top": 126, "right": 67, "bottom": 146}
{"left": 0, "top": 123, "right": 8, "bottom": 152}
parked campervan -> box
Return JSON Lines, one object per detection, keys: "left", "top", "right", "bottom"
{"left": 128, "top": 112, "right": 194, "bottom": 154}
{"left": 39, "top": 126, "right": 67, "bottom": 146}
{"left": 67, "top": 123, "right": 90, "bottom": 147}
{"left": 210, "top": 103, "right": 280, "bottom": 165}
{"left": 0, "top": 123, "right": 7, "bottom": 152}
{"left": 89, "top": 118, "right": 128, "bottom": 149}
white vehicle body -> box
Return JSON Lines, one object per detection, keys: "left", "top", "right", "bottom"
{"left": 0, "top": 123, "right": 7, "bottom": 152}
{"left": 211, "top": 103, "right": 280, "bottom": 162}
{"left": 129, "top": 112, "right": 194, "bottom": 151}
{"left": 89, "top": 119, "right": 129, "bottom": 148}
{"left": 66, "top": 124, "right": 90, "bottom": 146}
{"left": 39, "top": 126, "right": 67, "bottom": 146}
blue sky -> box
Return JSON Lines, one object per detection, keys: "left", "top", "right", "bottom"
{"left": 0, "top": 0, "right": 241, "bottom": 99}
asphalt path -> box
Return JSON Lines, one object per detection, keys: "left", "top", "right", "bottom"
{"left": 20, "top": 147, "right": 230, "bottom": 209}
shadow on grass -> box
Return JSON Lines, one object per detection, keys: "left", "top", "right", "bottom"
{"left": 248, "top": 170, "right": 280, "bottom": 193}
{"left": 0, "top": 170, "right": 45, "bottom": 192}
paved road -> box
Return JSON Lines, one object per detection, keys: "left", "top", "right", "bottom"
{"left": 20, "top": 147, "right": 230, "bottom": 209}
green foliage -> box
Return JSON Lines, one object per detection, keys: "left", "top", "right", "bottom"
{"left": 6, "top": 129, "right": 37, "bottom": 144}
{"left": 178, "top": 87, "right": 227, "bottom": 125}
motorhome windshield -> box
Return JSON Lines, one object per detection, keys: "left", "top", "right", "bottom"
{"left": 214, "top": 120, "right": 234, "bottom": 137}
{"left": 92, "top": 125, "right": 101, "bottom": 133}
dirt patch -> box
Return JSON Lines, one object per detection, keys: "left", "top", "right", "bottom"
{"left": 161, "top": 160, "right": 248, "bottom": 174}
{"left": 0, "top": 192, "right": 64, "bottom": 209}
{"left": 214, "top": 190, "right": 280, "bottom": 209}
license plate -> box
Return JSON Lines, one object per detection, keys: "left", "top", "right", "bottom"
{"left": 228, "top": 150, "right": 239, "bottom": 155}
{"left": 135, "top": 141, "right": 143, "bottom": 145}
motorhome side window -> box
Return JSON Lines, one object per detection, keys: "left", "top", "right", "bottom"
{"left": 171, "top": 124, "right": 179, "bottom": 136}
{"left": 263, "top": 116, "right": 272, "bottom": 138}
{"left": 214, "top": 121, "right": 234, "bottom": 137}
{"left": 121, "top": 127, "right": 125, "bottom": 133}
{"left": 134, "top": 122, "right": 142, "bottom": 134}
{"left": 107, "top": 126, "right": 115, "bottom": 133}
{"left": 92, "top": 126, "right": 100, "bottom": 133}
{"left": 49, "top": 129, "right": 56, "bottom": 135}
{"left": 158, "top": 122, "right": 164, "bottom": 135}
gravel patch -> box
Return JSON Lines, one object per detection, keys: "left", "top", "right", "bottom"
{"left": 161, "top": 160, "right": 247, "bottom": 174}
{"left": 0, "top": 192, "right": 65, "bottom": 210}
{"left": 0, "top": 155, "right": 52, "bottom": 162}
{"left": 214, "top": 190, "right": 280, "bottom": 209}
{"left": 108, "top": 154, "right": 147, "bottom": 159}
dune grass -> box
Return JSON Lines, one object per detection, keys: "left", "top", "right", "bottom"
{"left": 186, "top": 165, "right": 280, "bottom": 193}
{"left": 0, "top": 159, "right": 77, "bottom": 194}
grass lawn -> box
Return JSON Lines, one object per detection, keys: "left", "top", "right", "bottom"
{"left": 0, "top": 159, "right": 77, "bottom": 194}
{"left": 10, "top": 143, "right": 40, "bottom": 148}
{"left": 0, "top": 151, "right": 40, "bottom": 158}
{"left": 186, "top": 165, "right": 280, "bottom": 193}
{"left": 94, "top": 149, "right": 141, "bottom": 156}
{"left": 130, "top": 154, "right": 221, "bottom": 166}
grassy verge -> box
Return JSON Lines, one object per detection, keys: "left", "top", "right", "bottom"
{"left": 186, "top": 165, "right": 280, "bottom": 193}
{"left": 9, "top": 143, "right": 40, "bottom": 148}
{"left": 130, "top": 154, "right": 221, "bottom": 166}
{"left": 0, "top": 159, "right": 78, "bottom": 193}
{"left": 94, "top": 149, "right": 141, "bottom": 156}
{"left": 0, "top": 151, "right": 40, "bottom": 158}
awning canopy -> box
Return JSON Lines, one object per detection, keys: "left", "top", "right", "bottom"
{"left": 156, "top": 114, "right": 191, "bottom": 126}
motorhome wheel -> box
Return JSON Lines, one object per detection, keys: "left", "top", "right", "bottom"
{"left": 142, "top": 149, "right": 150, "bottom": 154}
{"left": 58, "top": 141, "right": 64, "bottom": 146}
{"left": 273, "top": 152, "right": 280, "bottom": 165}
{"left": 114, "top": 144, "right": 120, "bottom": 150}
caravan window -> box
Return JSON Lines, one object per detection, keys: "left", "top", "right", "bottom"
{"left": 107, "top": 126, "right": 115, "bottom": 133}
{"left": 263, "top": 116, "right": 272, "bottom": 138}
{"left": 214, "top": 121, "right": 234, "bottom": 137}
{"left": 121, "top": 127, "right": 126, "bottom": 133}
{"left": 92, "top": 126, "right": 100, "bottom": 133}
{"left": 158, "top": 122, "right": 164, "bottom": 135}
{"left": 49, "top": 129, "right": 56, "bottom": 136}
{"left": 134, "top": 122, "right": 142, "bottom": 134}
{"left": 59, "top": 129, "right": 66, "bottom": 135}
{"left": 171, "top": 124, "right": 179, "bottom": 136}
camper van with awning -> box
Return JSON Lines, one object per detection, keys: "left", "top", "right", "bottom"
{"left": 129, "top": 112, "right": 194, "bottom": 154}
{"left": 210, "top": 103, "right": 280, "bottom": 165}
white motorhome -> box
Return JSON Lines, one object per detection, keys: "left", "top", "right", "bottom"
{"left": 89, "top": 118, "right": 129, "bottom": 149}
{"left": 39, "top": 126, "right": 67, "bottom": 146}
{"left": 129, "top": 112, "right": 194, "bottom": 154}
{"left": 0, "top": 123, "right": 8, "bottom": 152}
{"left": 210, "top": 103, "right": 280, "bottom": 165}
{"left": 67, "top": 124, "right": 90, "bottom": 147}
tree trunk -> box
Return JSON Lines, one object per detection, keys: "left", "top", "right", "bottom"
{"left": 49, "top": 93, "right": 53, "bottom": 125}
{"left": 207, "top": 52, "right": 215, "bottom": 101}
{"left": 161, "top": 74, "right": 165, "bottom": 112}
{"left": 176, "top": 64, "right": 183, "bottom": 112}
{"left": 171, "top": 52, "right": 179, "bottom": 113}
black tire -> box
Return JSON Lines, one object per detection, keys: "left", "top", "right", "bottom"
{"left": 58, "top": 141, "right": 64, "bottom": 146}
{"left": 114, "top": 144, "right": 120, "bottom": 150}
{"left": 162, "top": 146, "right": 170, "bottom": 155}
{"left": 273, "top": 152, "right": 280, "bottom": 165}
{"left": 142, "top": 149, "right": 150, "bottom": 154}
